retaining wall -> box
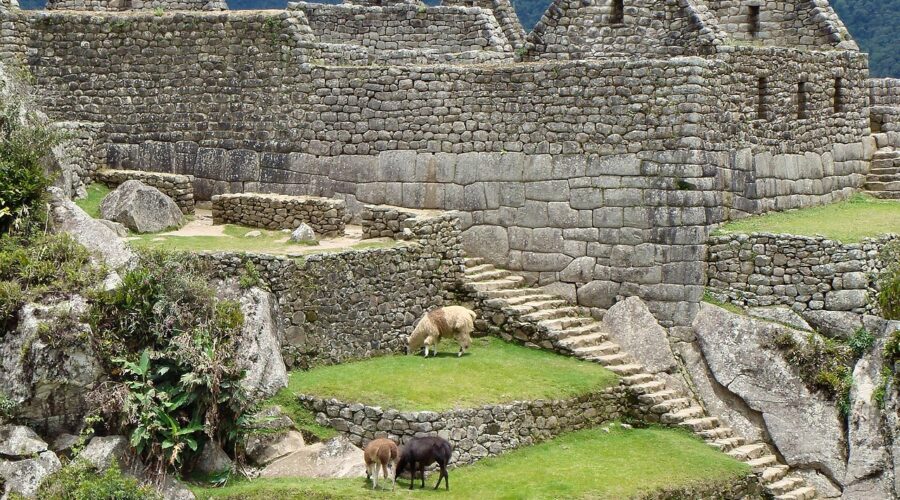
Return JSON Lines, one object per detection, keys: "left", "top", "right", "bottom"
{"left": 360, "top": 205, "right": 421, "bottom": 240}
{"left": 211, "top": 193, "right": 347, "bottom": 236}
{"left": 96, "top": 168, "right": 195, "bottom": 214}
{"left": 871, "top": 78, "right": 900, "bottom": 133}
{"left": 706, "top": 233, "right": 899, "bottom": 313}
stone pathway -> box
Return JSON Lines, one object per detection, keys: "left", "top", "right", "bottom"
{"left": 461, "top": 257, "right": 818, "bottom": 500}
{"left": 864, "top": 133, "right": 900, "bottom": 199}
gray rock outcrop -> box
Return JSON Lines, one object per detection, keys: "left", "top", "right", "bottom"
{"left": 801, "top": 310, "right": 863, "bottom": 340}
{"left": 290, "top": 223, "right": 316, "bottom": 243}
{"left": 602, "top": 296, "right": 676, "bottom": 373}
{"left": 0, "top": 425, "right": 49, "bottom": 457}
{"left": 236, "top": 288, "right": 288, "bottom": 402}
{"left": 100, "top": 180, "right": 183, "bottom": 234}
{"left": 748, "top": 306, "right": 812, "bottom": 331}
{"left": 0, "top": 451, "right": 61, "bottom": 498}
{"left": 48, "top": 187, "right": 136, "bottom": 270}
{"left": 245, "top": 406, "right": 304, "bottom": 467}
{"left": 692, "top": 304, "right": 847, "bottom": 486}
{"left": 259, "top": 436, "right": 365, "bottom": 479}
{"left": 194, "top": 442, "right": 232, "bottom": 475}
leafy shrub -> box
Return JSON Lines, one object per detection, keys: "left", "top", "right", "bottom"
{"left": 847, "top": 328, "right": 876, "bottom": 357}
{"left": 238, "top": 260, "right": 264, "bottom": 290}
{"left": 0, "top": 392, "right": 17, "bottom": 424}
{"left": 878, "top": 241, "right": 900, "bottom": 319}
{"left": 37, "top": 460, "right": 160, "bottom": 500}
{"left": 772, "top": 332, "right": 854, "bottom": 416}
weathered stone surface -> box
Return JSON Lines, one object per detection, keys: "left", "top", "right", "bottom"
{"left": 825, "top": 290, "right": 868, "bottom": 311}
{"left": 260, "top": 436, "right": 366, "bottom": 479}
{"left": 0, "top": 451, "right": 61, "bottom": 498}
{"left": 461, "top": 225, "right": 509, "bottom": 267}
{"left": 247, "top": 430, "right": 306, "bottom": 467}
{"left": 0, "top": 425, "right": 49, "bottom": 458}
{"left": 290, "top": 223, "right": 316, "bottom": 243}
{"left": 194, "top": 442, "right": 233, "bottom": 475}
{"left": 0, "top": 298, "right": 104, "bottom": 435}
{"left": 801, "top": 310, "right": 863, "bottom": 339}
{"left": 603, "top": 296, "right": 676, "bottom": 373}
{"left": 747, "top": 306, "right": 812, "bottom": 331}
{"left": 237, "top": 288, "right": 288, "bottom": 402}
{"left": 100, "top": 180, "right": 184, "bottom": 233}
{"left": 97, "top": 219, "right": 129, "bottom": 237}
{"left": 48, "top": 187, "right": 136, "bottom": 269}
{"left": 693, "top": 303, "right": 847, "bottom": 484}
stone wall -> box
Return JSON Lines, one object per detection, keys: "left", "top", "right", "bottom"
{"left": 298, "top": 388, "right": 633, "bottom": 465}
{"left": 211, "top": 193, "right": 346, "bottom": 236}
{"left": 706, "top": 233, "right": 899, "bottom": 313}
{"left": 360, "top": 205, "right": 420, "bottom": 239}
{"left": 196, "top": 211, "right": 464, "bottom": 368}
{"left": 46, "top": 0, "right": 226, "bottom": 11}
{"left": 96, "top": 168, "right": 195, "bottom": 214}
{"left": 872, "top": 78, "right": 900, "bottom": 133}
{"left": 705, "top": 0, "right": 848, "bottom": 49}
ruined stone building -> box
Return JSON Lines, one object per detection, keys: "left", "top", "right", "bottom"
{"left": 0, "top": 0, "right": 896, "bottom": 325}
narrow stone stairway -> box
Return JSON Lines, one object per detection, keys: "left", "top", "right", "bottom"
{"left": 864, "top": 139, "right": 900, "bottom": 199}
{"left": 462, "top": 258, "right": 818, "bottom": 500}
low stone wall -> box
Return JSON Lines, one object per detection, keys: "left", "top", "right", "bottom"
{"left": 637, "top": 476, "right": 764, "bottom": 500}
{"left": 211, "top": 193, "right": 347, "bottom": 237}
{"left": 360, "top": 205, "right": 421, "bottom": 239}
{"left": 96, "top": 168, "right": 194, "bottom": 214}
{"left": 706, "top": 232, "right": 899, "bottom": 313}
{"left": 197, "top": 210, "right": 463, "bottom": 368}
{"left": 299, "top": 387, "right": 633, "bottom": 465}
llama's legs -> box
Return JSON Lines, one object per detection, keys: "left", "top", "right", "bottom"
{"left": 420, "top": 463, "right": 426, "bottom": 488}
{"left": 368, "top": 464, "right": 376, "bottom": 489}
{"left": 408, "top": 461, "right": 415, "bottom": 490}
{"left": 424, "top": 345, "right": 429, "bottom": 357}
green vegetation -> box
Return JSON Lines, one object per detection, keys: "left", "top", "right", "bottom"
{"left": 285, "top": 337, "right": 618, "bottom": 411}
{"left": 262, "top": 392, "right": 338, "bottom": 442}
{"left": 75, "top": 183, "right": 112, "bottom": 219}
{"left": 716, "top": 195, "right": 900, "bottom": 243}
{"left": 878, "top": 240, "right": 900, "bottom": 320}
{"left": 37, "top": 460, "right": 160, "bottom": 500}
{"left": 192, "top": 426, "right": 750, "bottom": 500}
{"left": 702, "top": 290, "right": 745, "bottom": 315}
{"left": 831, "top": 0, "right": 900, "bottom": 78}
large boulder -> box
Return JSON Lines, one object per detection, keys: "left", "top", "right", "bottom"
{"left": 800, "top": 310, "right": 863, "bottom": 340}
{"left": 260, "top": 436, "right": 365, "bottom": 479}
{"left": 0, "top": 451, "right": 61, "bottom": 498}
{"left": 747, "top": 306, "right": 812, "bottom": 331}
{"left": 0, "top": 425, "right": 48, "bottom": 458}
{"left": 0, "top": 298, "right": 104, "bottom": 435}
{"left": 245, "top": 406, "right": 304, "bottom": 467}
{"left": 237, "top": 288, "right": 288, "bottom": 402}
{"left": 602, "top": 296, "right": 676, "bottom": 373}
{"left": 48, "top": 187, "right": 135, "bottom": 269}
{"left": 693, "top": 303, "right": 847, "bottom": 485}
{"left": 194, "top": 442, "right": 232, "bottom": 475}
{"left": 100, "top": 180, "right": 183, "bottom": 234}
{"left": 290, "top": 223, "right": 316, "bottom": 244}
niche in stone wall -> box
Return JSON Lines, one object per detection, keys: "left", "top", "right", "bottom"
{"left": 747, "top": 4, "right": 761, "bottom": 37}
{"left": 797, "top": 81, "right": 808, "bottom": 119}
{"left": 756, "top": 77, "right": 768, "bottom": 120}
{"left": 833, "top": 77, "right": 843, "bottom": 113}
{"left": 610, "top": 0, "right": 624, "bottom": 24}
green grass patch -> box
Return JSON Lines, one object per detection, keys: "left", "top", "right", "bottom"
{"left": 191, "top": 426, "right": 750, "bottom": 499}
{"left": 263, "top": 391, "right": 338, "bottom": 442}
{"left": 715, "top": 194, "right": 900, "bottom": 243}
{"left": 283, "top": 337, "right": 618, "bottom": 411}
{"left": 702, "top": 290, "right": 745, "bottom": 315}
{"left": 74, "top": 183, "right": 112, "bottom": 219}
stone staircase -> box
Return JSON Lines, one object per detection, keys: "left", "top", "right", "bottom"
{"left": 462, "top": 258, "right": 818, "bottom": 500}
{"left": 864, "top": 134, "right": 900, "bottom": 199}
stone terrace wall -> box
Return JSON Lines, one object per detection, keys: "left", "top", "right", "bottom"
{"left": 360, "top": 205, "right": 420, "bottom": 239}
{"left": 298, "top": 388, "right": 633, "bottom": 465}
{"left": 96, "top": 168, "right": 195, "bottom": 214}
{"left": 211, "top": 193, "right": 347, "bottom": 236}
{"left": 46, "top": 0, "right": 226, "bottom": 11}
{"left": 197, "top": 212, "right": 463, "bottom": 368}
{"left": 871, "top": 78, "right": 900, "bottom": 133}
{"left": 706, "top": 233, "right": 899, "bottom": 313}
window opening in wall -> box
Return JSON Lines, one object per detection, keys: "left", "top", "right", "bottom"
{"left": 757, "top": 77, "right": 767, "bottom": 120}
{"left": 748, "top": 5, "right": 760, "bottom": 37}
{"left": 833, "top": 77, "right": 843, "bottom": 113}
{"left": 797, "top": 81, "right": 808, "bottom": 119}
{"left": 610, "top": 0, "right": 624, "bottom": 24}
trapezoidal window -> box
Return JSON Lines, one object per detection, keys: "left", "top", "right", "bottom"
{"left": 610, "top": 0, "right": 624, "bottom": 24}
{"left": 797, "top": 81, "right": 808, "bottom": 120}
{"left": 748, "top": 5, "right": 760, "bottom": 37}
{"left": 757, "top": 77, "right": 767, "bottom": 120}
{"left": 833, "top": 77, "right": 844, "bottom": 113}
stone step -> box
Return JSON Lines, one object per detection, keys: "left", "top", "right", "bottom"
{"left": 863, "top": 180, "right": 900, "bottom": 191}
{"left": 605, "top": 363, "right": 644, "bottom": 376}
{"left": 761, "top": 465, "right": 790, "bottom": 483}
{"left": 873, "top": 150, "right": 900, "bottom": 160}
{"left": 637, "top": 389, "right": 678, "bottom": 405}
{"left": 867, "top": 173, "right": 900, "bottom": 182}
{"left": 869, "top": 166, "right": 900, "bottom": 175}
{"left": 464, "top": 257, "right": 485, "bottom": 267}
{"left": 679, "top": 417, "right": 719, "bottom": 432}
{"left": 746, "top": 454, "right": 779, "bottom": 472}
{"left": 621, "top": 373, "right": 655, "bottom": 386}
{"left": 767, "top": 476, "right": 805, "bottom": 496}
{"left": 696, "top": 426, "right": 734, "bottom": 440}
{"left": 709, "top": 436, "right": 745, "bottom": 452}
{"left": 649, "top": 397, "right": 692, "bottom": 414}
{"left": 464, "top": 263, "right": 494, "bottom": 275}
{"left": 554, "top": 322, "right": 606, "bottom": 340}
{"left": 863, "top": 190, "right": 900, "bottom": 200}
{"left": 591, "top": 352, "right": 631, "bottom": 366}
{"left": 660, "top": 406, "right": 704, "bottom": 424}
{"left": 479, "top": 288, "right": 541, "bottom": 300}
{"left": 467, "top": 268, "right": 513, "bottom": 282}
{"left": 466, "top": 276, "right": 525, "bottom": 292}
{"left": 501, "top": 294, "right": 558, "bottom": 307}
{"left": 573, "top": 341, "right": 620, "bottom": 358}
{"left": 727, "top": 443, "right": 769, "bottom": 461}
{"left": 521, "top": 306, "right": 580, "bottom": 323}
{"left": 538, "top": 316, "right": 593, "bottom": 332}
{"left": 628, "top": 379, "right": 667, "bottom": 395}
{"left": 505, "top": 299, "right": 568, "bottom": 315}
{"left": 557, "top": 331, "right": 609, "bottom": 349}
{"left": 774, "top": 486, "right": 816, "bottom": 500}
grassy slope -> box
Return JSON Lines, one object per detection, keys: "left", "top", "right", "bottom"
{"left": 74, "top": 183, "right": 112, "bottom": 218}
{"left": 192, "top": 426, "right": 750, "bottom": 499}
{"left": 717, "top": 195, "right": 900, "bottom": 243}
{"left": 283, "top": 337, "right": 618, "bottom": 411}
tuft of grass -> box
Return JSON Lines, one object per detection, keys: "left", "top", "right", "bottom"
{"left": 716, "top": 194, "right": 900, "bottom": 243}
{"left": 74, "top": 183, "right": 112, "bottom": 219}
{"left": 284, "top": 337, "right": 618, "bottom": 412}
{"left": 190, "top": 426, "right": 750, "bottom": 499}
{"left": 262, "top": 391, "right": 338, "bottom": 443}
{"left": 702, "top": 289, "right": 745, "bottom": 315}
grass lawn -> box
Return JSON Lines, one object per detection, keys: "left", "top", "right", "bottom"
{"left": 74, "top": 183, "right": 112, "bottom": 218}
{"left": 191, "top": 426, "right": 750, "bottom": 500}
{"left": 715, "top": 194, "right": 900, "bottom": 243}
{"left": 282, "top": 337, "right": 618, "bottom": 412}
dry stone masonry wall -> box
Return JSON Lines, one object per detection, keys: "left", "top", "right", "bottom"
{"left": 46, "top": 0, "right": 226, "bottom": 11}
{"left": 706, "top": 233, "right": 900, "bottom": 313}
{"left": 360, "top": 205, "right": 420, "bottom": 240}
{"left": 211, "top": 193, "right": 347, "bottom": 237}
{"left": 872, "top": 78, "right": 900, "bottom": 133}
{"left": 96, "top": 168, "right": 195, "bottom": 214}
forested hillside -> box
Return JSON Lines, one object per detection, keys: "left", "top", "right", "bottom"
{"left": 14, "top": 0, "right": 900, "bottom": 77}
